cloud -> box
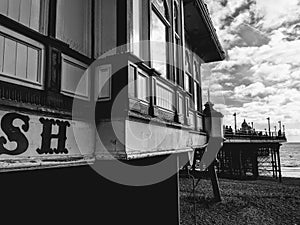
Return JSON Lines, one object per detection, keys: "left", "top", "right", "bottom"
{"left": 251, "top": 63, "right": 292, "bottom": 82}
{"left": 255, "top": 0, "right": 300, "bottom": 30}
{"left": 234, "top": 82, "right": 276, "bottom": 98}
{"left": 203, "top": 0, "right": 300, "bottom": 140}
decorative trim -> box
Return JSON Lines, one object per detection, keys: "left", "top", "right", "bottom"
{"left": 60, "top": 54, "right": 89, "bottom": 100}
{"left": 97, "top": 64, "right": 112, "bottom": 102}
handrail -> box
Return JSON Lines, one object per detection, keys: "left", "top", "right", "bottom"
{"left": 224, "top": 132, "right": 287, "bottom": 141}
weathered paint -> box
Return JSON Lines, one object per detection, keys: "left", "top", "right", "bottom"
{"left": 0, "top": 109, "right": 95, "bottom": 171}
{"left": 95, "top": 118, "right": 207, "bottom": 160}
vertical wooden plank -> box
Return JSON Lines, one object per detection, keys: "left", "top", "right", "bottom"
{"left": 46, "top": 48, "right": 61, "bottom": 92}
{"left": 27, "top": 48, "right": 38, "bottom": 82}
{"left": 252, "top": 147, "right": 259, "bottom": 178}
{"left": 270, "top": 146, "right": 278, "bottom": 179}
{"left": 48, "top": 0, "right": 57, "bottom": 37}
{"left": 208, "top": 163, "right": 222, "bottom": 202}
{"left": 16, "top": 43, "right": 28, "bottom": 79}
{"left": 271, "top": 147, "right": 275, "bottom": 178}
{"left": 30, "top": 0, "right": 40, "bottom": 31}
{"left": 19, "top": 0, "right": 32, "bottom": 27}
{"left": 3, "top": 38, "right": 17, "bottom": 76}
{"left": 8, "top": 0, "right": 21, "bottom": 21}
{"left": 0, "top": 0, "right": 8, "bottom": 15}
{"left": 116, "top": 0, "right": 127, "bottom": 50}
{"left": 0, "top": 35, "right": 4, "bottom": 72}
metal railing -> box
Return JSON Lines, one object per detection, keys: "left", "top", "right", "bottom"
{"left": 223, "top": 128, "right": 287, "bottom": 141}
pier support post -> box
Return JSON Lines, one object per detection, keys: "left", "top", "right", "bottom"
{"left": 273, "top": 147, "right": 278, "bottom": 179}
{"left": 239, "top": 149, "right": 244, "bottom": 178}
{"left": 271, "top": 147, "right": 275, "bottom": 178}
{"left": 208, "top": 162, "right": 222, "bottom": 202}
{"left": 252, "top": 147, "right": 259, "bottom": 179}
{"left": 276, "top": 144, "right": 282, "bottom": 183}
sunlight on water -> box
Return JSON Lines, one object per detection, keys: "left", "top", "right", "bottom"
{"left": 280, "top": 142, "right": 300, "bottom": 178}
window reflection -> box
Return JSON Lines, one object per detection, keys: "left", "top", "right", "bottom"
{"left": 151, "top": 10, "right": 167, "bottom": 77}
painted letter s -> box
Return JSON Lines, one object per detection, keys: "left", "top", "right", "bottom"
{"left": 0, "top": 113, "right": 30, "bottom": 155}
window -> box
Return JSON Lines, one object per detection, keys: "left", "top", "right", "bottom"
{"left": 184, "top": 46, "right": 193, "bottom": 94}
{"left": 132, "top": 0, "right": 141, "bottom": 57}
{"left": 0, "top": 26, "right": 44, "bottom": 89}
{"left": 0, "top": 0, "right": 47, "bottom": 33}
{"left": 150, "top": 0, "right": 170, "bottom": 78}
{"left": 56, "top": 0, "right": 92, "bottom": 57}
{"left": 195, "top": 82, "right": 202, "bottom": 112}
{"left": 193, "top": 57, "right": 202, "bottom": 111}
{"left": 174, "top": 1, "right": 183, "bottom": 86}
{"left": 0, "top": 0, "right": 46, "bottom": 89}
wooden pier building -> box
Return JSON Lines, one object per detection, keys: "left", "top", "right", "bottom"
{"left": 217, "top": 120, "right": 287, "bottom": 181}
{"left": 0, "top": 0, "right": 224, "bottom": 224}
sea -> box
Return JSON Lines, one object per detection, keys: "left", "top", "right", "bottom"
{"left": 280, "top": 142, "right": 300, "bottom": 178}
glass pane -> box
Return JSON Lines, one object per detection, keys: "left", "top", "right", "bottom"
{"left": 151, "top": 11, "right": 167, "bottom": 77}
{"left": 3, "top": 38, "right": 17, "bottom": 75}
{"left": 56, "top": 0, "right": 91, "bottom": 57}
{"left": 0, "top": 28, "right": 43, "bottom": 86}
{"left": 184, "top": 73, "right": 189, "bottom": 92}
{"left": 194, "top": 81, "right": 198, "bottom": 110}
{"left": 152, "top": 0, "right": 167, "bottom": 19}
{"left": 132, "top": 0, "right": 141, "bottom": 57}
{"left": 16, "top": 43, "right": 27, "bottom": 79}
{"left": 27, "top": 48, "right": 39, "bottom": 82}
{"left": 185, "top": 50, "right": 192, "bottom": 73}
{"left": 174, "top": 3, "right": 179, "bottom": 34}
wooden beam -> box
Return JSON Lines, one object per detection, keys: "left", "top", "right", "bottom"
{"left": 277, "top": 144, "right": 282, "bottom": 183}
{"left": 208, "top": 162, "right": 222, "bottom": 202}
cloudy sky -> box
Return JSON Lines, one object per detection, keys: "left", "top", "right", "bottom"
{"left": 203, "top": 0, "right": 300, "bottom": 142}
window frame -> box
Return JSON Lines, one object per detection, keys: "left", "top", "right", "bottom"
{"left": 0, "top": 0, "right": 50, "bottom": 91}
{"left": 173, "top": 0, "right": 183, "bottom": 87}
{"left": 55, "top": 0, "right": 93, "bottom": 58}
{"left": 0, "top": 22, "right": 45, "bottom": 90}
{"left": 193, "top": 57, "right": 202, "bottom": 112}
{"left": 150, "top": 0, "right": 171, "bottom": 79}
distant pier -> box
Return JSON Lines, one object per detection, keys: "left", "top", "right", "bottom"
{"left": 217, "top": 119, "right": 287, "bottom": 181}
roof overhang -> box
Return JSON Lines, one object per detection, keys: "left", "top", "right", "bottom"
{"left": 183, "top": 0, "right": 225, "bottom": 63}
